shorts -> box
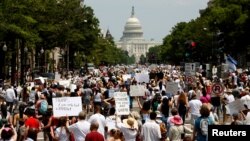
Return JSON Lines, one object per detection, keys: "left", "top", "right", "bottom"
{"left": 83, "top": 99, "right": 90, "bottom": 105}
{"left": 191, "top": 114, "right": 200, "bottom": 125}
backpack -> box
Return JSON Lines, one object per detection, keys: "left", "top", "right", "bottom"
{"left": 159, "top": 122, "right": 167, "bottom": 141}
{"left": 200, "top": 118, "right": 209, "bottom": 136}
{"left": 159, "top": 122, "right": 167, "bottom": 134}
{"left": 39, "top": 100, "right": 48, "bottom": 114}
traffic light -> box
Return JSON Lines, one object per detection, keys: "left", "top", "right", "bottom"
{"left": 216, "top": 32, "right": 224, "bottom": 53}
{"left": 191, "top": 41, "right": 196, "bottom": 48}
{"left": 185, "top": 41, "right": 191, "bottom": 58}
{"left": 184, "top": 40, "right": 196, "bottom": 60}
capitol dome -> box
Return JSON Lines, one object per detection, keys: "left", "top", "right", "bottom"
{"left": 120, "top": 7, "right": 144, "bottom": 41}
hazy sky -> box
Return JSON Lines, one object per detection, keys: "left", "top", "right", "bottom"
{"left": 84, "top": 0, "right": 209, "bottom": 42}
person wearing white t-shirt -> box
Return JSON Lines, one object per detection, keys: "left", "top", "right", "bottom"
{"left": 141, "top": 112, "right": 161, "bottom": 141}
{"left": 68, "top": 111, "right": 90, "bottom": 141}
{"left": 88, "top": 105, "right": 106, "bottom": 137}
{"left": 224, "top": 89, "right": 235, "bottom": 103}
{"left": 105, "top": 107, "right": 118, "bottom": 132}
{"left": 188, "top": 93, "right": 202, "bottom": 126}
{"left": 5, "top": 86, "right": 16, "bottom": 113}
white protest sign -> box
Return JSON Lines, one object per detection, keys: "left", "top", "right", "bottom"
{"left": 114, "top": 92, "right": 130, "bottom": 115}
{"left": 225, "top": 99, "right": 245, "bottom": 115}
{"left": 165, "top": 81, "right": 179, "bottom": 95}
{"left": 130, "top": 85, "right": 145, "bottom": 97}
{"left": 122, "top": 74, "right": 131, "bottom": 81}
{"left": 58, "top": 80, "right": 71, "bottom": 88}
{"left": 52, "top": 97, "right": 82, "bottom": 117}
{"left": 134, "top": 73, "right": 150, "bottom": 83}
{"left": 185, "top": 63, "right": 196, "bottom": 76}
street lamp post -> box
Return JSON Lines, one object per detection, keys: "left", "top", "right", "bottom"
{"left": 24, "top": 46, "right": 28, "bottom": 83}
{"left": 60, "top": 48, "right": 65, "bottom": 70}
{"left": 82, "top": 54, "right": 87, "bottom": 74}
{"left": 52, "top": 49, "right": 55, "bottom": 73}
{"left": 40, "top": 48, "right": 44, "bottom": 72}
{"left": 3, "top": 43, "right": 7, "bottom": 51}
{"left": 37, "top": 53, "right": 40, "bottom": 73}
{"left": 1, "top": 43, "right": 7, "bottom": 84}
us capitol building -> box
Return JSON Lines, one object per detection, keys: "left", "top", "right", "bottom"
{"left": 116, "top": 7, "right": 162, "bottom": 63}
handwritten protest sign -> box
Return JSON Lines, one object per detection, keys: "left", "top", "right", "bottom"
{"left": 225, "top": 99, "right": 245, "bottom": 115}
{"left": 114, "top": 92, "right": 130, "bottom": 115}
{"left": 134, "top": 73, "right": 150, "bottom": 83}
{"left": 130, "top": 85, "right": 145, "bottom": 97}
{"left": 52, "top": 97, "right": 82, "bottom": 117}
{"left": 165, "top": 82, "right": 179, "bottom": 95}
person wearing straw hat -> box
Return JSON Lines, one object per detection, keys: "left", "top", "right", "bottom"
{"left": 115, "top": 116, "right": 138, "bottom": 141}
{"left": 169, "top": 115, "right": 192, "bottom": 141}
{"left": 223, "top": 88, "right": 234, "bottom": 104}
{"left": 222, "top": 88, "right": 235, "bottom": 123}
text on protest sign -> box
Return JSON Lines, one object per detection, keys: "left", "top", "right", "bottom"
{"left": 114, "top": 92, "right": 130, "bottom": 115}
{"left": 52, "top": 97, "right": 82, "bottom": 117}
{"left": 185, "top": 63, "right": 196, "bottom": 76}
{"left": 165, "top": 82, "right": 179, "bottom": 95}
{"left": 130, "top": 85, "right": 146, "bottom": 97}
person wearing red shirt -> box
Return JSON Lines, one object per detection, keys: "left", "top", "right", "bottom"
{"left": 85, "top": 121, "right": 105, "bottom": 141}
{"left": 24, "top": 108, "right": 41, "bottom": 131}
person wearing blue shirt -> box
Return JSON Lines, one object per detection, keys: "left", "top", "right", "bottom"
{"left": 193, "top": 104, "right": 214, "bottom": 141}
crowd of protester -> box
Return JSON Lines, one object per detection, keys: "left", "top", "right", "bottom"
{"left": 0, "top": 65, "right": 250, "bottom": 141}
